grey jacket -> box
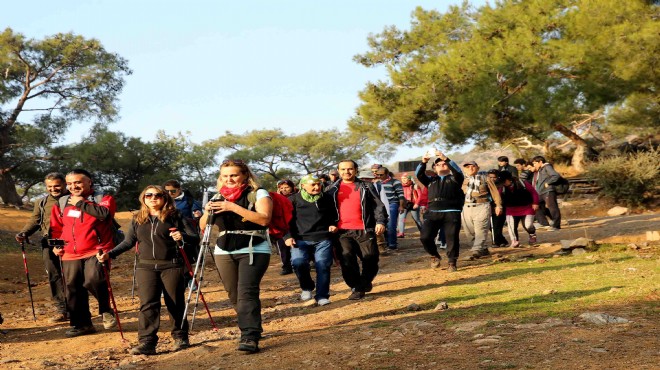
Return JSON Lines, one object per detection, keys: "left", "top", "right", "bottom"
{"left": 533, "top": 163, "right": 560, "bottom": 195}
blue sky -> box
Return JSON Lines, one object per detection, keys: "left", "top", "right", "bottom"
{"left": 3, "top": 0, "right": 486, "bottom": 163}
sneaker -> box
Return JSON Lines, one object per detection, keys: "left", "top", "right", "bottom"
{"left": 430, "top": 257, "right": 442, "bottom": 268}
{"left": 238, "top": 338, "right": 259, "bottom": 353}
{"left": 280, "top": 268, "right": 293, "bottom": 275}
{"left": 396, "top": 233, "right": 405, "bottom": 238}
{"left": 434, "top": 237, "right": 442, "bottom": 247}
{"left": 102, "top": 312, "right": 117, "bottom": 329}
{"left": 130, "top": 343, "right": 156, "bottom": 355}
{"left": 447, "top": 263, "right": 457, "bottom": 273}
{"left": 348, "top": 290, "right": 365, "bottom": 300}
{"left": 529, "top": 235, "right": 537, "bottom": 244}
{"left": 510, "top": 240, "right": 521, "bottom": 248}
{"left": 300, "top": 290, "right": 313, "bottom": 301}
{"left": 317, "top": 298, "right": 331, "bottom": 306}
{"left": 65, "top": 325, "right": 96, "bottom": 338}
{"left": 173, "top": 338, "right": 190, "bottom": 351}
{"left": 49, "top": 313, "right": 68, "bottom": 324}
{"left": 438, "top": 242, "right": 447, "bottom": 250}
{"left": 188, "top": 279, "right": 198, "bottom": 292}
{"left": 462, "top": 250, "right": 490, "bottom": 261}
{"left": 547, "top": 227, "right": 558, "bottom": 232}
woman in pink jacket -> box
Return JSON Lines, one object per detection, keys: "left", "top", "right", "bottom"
{"left": 498, "top": 171, "right": 539, "bottom": 247}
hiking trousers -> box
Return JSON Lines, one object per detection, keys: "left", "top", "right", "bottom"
{"left": 420, "top": 211, "right": 462, "bottom": 263}
{"left": 40, "top": 238, "right": 66, "bottom": 314}
{"left": 62, "top": 255, "right": 111, "bottom": 328}
{"left": 336, "top": 229, "right": 379, "bottom": 292}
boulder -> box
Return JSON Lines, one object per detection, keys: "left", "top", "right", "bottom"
{"left": 607, "top": 206, "right": 628, "bottom": 216}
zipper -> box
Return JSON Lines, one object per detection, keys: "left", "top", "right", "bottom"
{"left": 149, "top": 217, "right": 158, "bottom": 260}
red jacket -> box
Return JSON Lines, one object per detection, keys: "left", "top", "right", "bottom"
{"left": 50, "top": 194, "right": 116, "bottom": 261}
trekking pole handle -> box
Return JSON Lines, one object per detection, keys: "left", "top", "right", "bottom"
{"left": 169, "top": 228, "right": 184, "bottom": 247}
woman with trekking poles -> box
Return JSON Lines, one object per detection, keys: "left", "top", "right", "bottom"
{"left": 97, "top": 185, "right": 199, "bottom": 355}
{"left": 200, "top": 159, "right": 272, "bottom": 354}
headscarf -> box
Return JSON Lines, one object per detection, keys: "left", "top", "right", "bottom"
{"left": 299, "top": 174, "right": 322, "bottom": 203}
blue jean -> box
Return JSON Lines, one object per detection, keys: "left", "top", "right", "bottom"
{"left": 291, "top": 239, "right": 333, "bottom": 301}
{"left": 386, "top": 203, "right": 400, "bottom": 248}
{"left": 398, "top": 208, "right": 422, "bottom": 234}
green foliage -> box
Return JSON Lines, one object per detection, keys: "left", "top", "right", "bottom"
{"left": 588, "top": 150, "right": 660, "bottom": 207}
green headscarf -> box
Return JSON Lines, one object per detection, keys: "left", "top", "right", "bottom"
{"left": 299, "top": 174, "right": 322, "bottom": 203}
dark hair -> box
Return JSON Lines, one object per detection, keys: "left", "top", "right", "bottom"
{"left": 45, "top": 172, "right": 65, "bottom": 182}
{"left": 338, "top": 159, "right": 358, "bottom": 170}
{"left": 513, "top": 158, "right": 527, "bottom": 166}
{"left": 163, "top": 179, "right": 181, "bottom": 189}
{"left": 497, "top": 156, "right": 509, "bottom": 163}
{"left": 498, "top": 170, "right": 513, "bottom": 182}
{"left": 277, "top": 179, "right": 295, "bottom": 188}
{"left": 319, "top": 174, "right": 330, "bottom": 181}
{"left": 67, "top": 169, "right": 93, "bottom": 181}
{"left": 487, "top": 169, "right": 500, "bottom": 176}
{"left": 531, "top": 156, "right": 547, "bottom": 164}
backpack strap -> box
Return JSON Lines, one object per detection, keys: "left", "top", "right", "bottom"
{"left": 58, "top": 195, "right": 70, "bottom": 217}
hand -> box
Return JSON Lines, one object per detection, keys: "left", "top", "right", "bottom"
{"left": 495, "top": 207, "right": 502, "bottom": 216}
{"left": 15, "top": 232, "right": 26, "bottom": 243}
{"left": 328, "top": 226, "right": 338, "bottom": 233}
{"left": 284, "top": 238, "right": 296, "bottom": 247}
{"left": 53, "top": 247, "right": 64, "bottom": 256}
{"left": 532, "top": 204, "right": 539, "bottom": 211}
{"left": 399, "top": 205, "right": 405, "bottom": 214}
{"left": 169, "top": 230, "right": 182, "bottom": 241}
{"left": 96, "top": 251, "right": 110, "bottom": 262}
{"left": 413, "top": 204, "right": 419, "bottom": 210}
{"left": 206, "top": 200, "right": 235, "bottom": 214}
{"left": 375, "top": 224, "right": 386, "bottom": 235}
{"left": 420, "top": 206, "right": 427, "bottom": 214}
{"left": 436, "top": 151, "right": 447, "bottom": 161}
{"left": 192, "top": 210, "right": 202, "bottom": 218}
{"left": 422, "top": 151, "right": 431, "bottom": 163}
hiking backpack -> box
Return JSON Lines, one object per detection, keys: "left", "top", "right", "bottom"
{"left": 552, "top": 176, "right": 570, "bottom": 195}
{"left": 246, "top": 190, "right": 293, "bottom": 240}
{"left": 58, "top": 193, "right": 124, "bottom": 246}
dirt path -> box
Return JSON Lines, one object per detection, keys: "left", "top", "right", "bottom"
{"left": 0, "top": 199, "right": 658, "bottom": 369}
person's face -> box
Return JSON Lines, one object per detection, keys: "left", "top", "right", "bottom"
{"left": 498, "top": 161, "right": 507, "bottom": 167}
{"left": 45, "top": 179, "right": 65, "bottom": 198}
{"left": 66, "top": 174, "right": 92, "bottom": 197}
{"left": 488, "top": 174, "right": 498, "bottom": 183}
{"left": 532, "top": 161, "right": 542, "bottom": 170}
{"left": 143, "top": 189, "right": 165, "bottom": 211}
{"left": 434, "top": 161, "right": 450, "bottom": 174}
{"left": 220, "top": 166, "right": 247, "bottom": 188}
{"left": 375, "top": 172, "right": 387, "bottom": 180}
{"left": 278, "top": 183, "right": 293, "bottom": 195}
{"left": 338, "top": 162, "right": 357, "bottom": 182}
{"left": 301, "top": 182, "right": 322, "bottom": 195}
{"left": 164, "top": 186, "right": 181, "bottom": 198}
{"left": 329, "top": 173, "right": 338, "bottom": 181}
{"left": 401, "top": 176, "right": 411, "bottom": 185}
{"left": 464, "top": 164, "right": 478, "bottom": 176}
{"left": 514, "top": 163, "right": 524, "bottom": 171}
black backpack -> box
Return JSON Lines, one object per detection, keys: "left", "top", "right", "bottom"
{"left": 58, "top": 193, "right": 124, "bottom": 246}
{"left": 552, "top": 176, "right": 570, "bottom": 195}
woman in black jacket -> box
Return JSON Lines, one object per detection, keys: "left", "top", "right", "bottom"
{"left": 98, "top": 185, "right": 199, "bottom": 355}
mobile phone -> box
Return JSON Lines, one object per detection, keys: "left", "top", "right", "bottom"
{"left": 426, "top": 147, "right": 436, "bottom": 157}
{"left": 48, "top": 239, "right": 65, "bottom": 247}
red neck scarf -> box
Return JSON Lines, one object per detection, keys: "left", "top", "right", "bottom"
{"left": 219, "top": 183, "right": 248, "bottom": 202}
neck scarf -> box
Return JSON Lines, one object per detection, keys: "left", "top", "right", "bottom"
{"left": 300, "top": 188, "right": 322, "bottom": 203}
{"left": 220, "top": 183, "right": 248, "bottom": 202}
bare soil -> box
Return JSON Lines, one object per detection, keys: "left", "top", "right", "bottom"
{"left": 0, "top": 197, "right": 658, "bottom": 369}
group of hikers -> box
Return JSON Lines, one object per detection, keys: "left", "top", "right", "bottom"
{"left": 4, "top": 150, "right": 564, "bottom": 355}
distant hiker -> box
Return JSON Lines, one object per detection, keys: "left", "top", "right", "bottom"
{"left": 397, "top": 172, "right": 422, "bottom": 237}
{"left": 327, "top": 160, "right": 387, "bottom": 300}
{"left": 201, "top": 159, "right": 272, "bottom": 353}
{"left": 15, "top": 172, "right": 69, "bottom": 323}
{"left": 461, "top": 161, "right": 503, "bottom": 261}
{"left": 513, "top": 158, "right": 533, "bottom": 183}
{"left": 275, "top": 179, "right": 297, "bottom": 275}
{"left": 487, "top": 169, "right": 509, "bottom": 248}
{"left": 416, "top": 150, "right": 465, "bottom": 272}
{"left": 284, "top": 174, "right": 338, "bottom": 306}
{"left": 498, "top": 171, "right": 539, "bottom": 247}
{"left": 531, "top": 156, "right": 562, "bottom": 231}
{"left": 374, "top": 167, "right": 405, "bottom": 250}
{"left": 97, "top": 185, "right": 199, "bottom": 355}
{"left": 328, "top": 169, "right": 340, "bottom": 183}
{"left": 497, "top": 156, "right": 518, "bottom": 178}
{"left": 50, "top": 169, "right": 117, "bottom": 337}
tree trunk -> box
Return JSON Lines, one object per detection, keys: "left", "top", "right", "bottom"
{"left": 553, "top": 123, "right": 592, "bottom": 173}
{"left": 0, "top": 172, "right": 23, "bottom": 206}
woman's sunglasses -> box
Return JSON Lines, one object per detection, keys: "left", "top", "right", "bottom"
{"left": 144, "top": 193, "right": 164, "bottom": 199}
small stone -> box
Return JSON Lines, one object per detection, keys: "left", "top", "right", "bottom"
{"left": 570, "top": 238, "right": 596, "bottom": 249}
{"left": 625, "top": 267, "right": 638, "bottom": 273}
{"left": 572, "top": 248, "right": 587, "bottom": 255}
{"left": 590, "top": 347, "right": 608, "bottom": 353}
{"left": 440, "top": 343, "right": 459, "bottom": 348}
{"left": 473, "top": 333, "right": 485, "bottom": 338}
{"left": 473, "top": 338, "right": 500, "bottom": 345}
{"left": 434, "top": 302, "right": 449, "bottom": 311}
{"left": 543, "top": 289, "right": 557, "bottom": 295}
{"left": 579, "top": 312, "right": 630, "bottom": 325}
{"left": 406, "top": 303, "right": 422, "bottom": 311}
{"left": 560, "top": 240, "right": 573, "bottom": 250}
{"left": 535, "top": 258, "right": 547, "bottom": 263}
{"left": 607, "top": 206, "right": 628, "bottom": 216}
{"left": 627, "top": 243, "right": 641, "bottom": 250}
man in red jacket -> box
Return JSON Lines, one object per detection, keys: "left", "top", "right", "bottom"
{"left": 50, "top": 169, "right": 117, "bottom": 337}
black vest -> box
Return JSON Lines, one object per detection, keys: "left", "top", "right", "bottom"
{"left": 427, "top": 175, "right": 465, "bottom": 210}
{"left": 502, "top": 181, "right": 533, "bottom": 207}
{"left": 213, "top": 187, "right": 267, "bottom": 251}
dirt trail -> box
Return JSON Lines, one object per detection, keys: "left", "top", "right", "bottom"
{"left": 0, "top": 199, "right": 658, "bottom": 369}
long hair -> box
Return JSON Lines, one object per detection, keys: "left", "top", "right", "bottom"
{"left": 216, "top": 159, "right": 260, "bottom": 192}
{"left": 134, "top": 185, "right": 177, "bottom": 225}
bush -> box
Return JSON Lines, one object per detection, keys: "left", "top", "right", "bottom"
{"left": 588, "top": 149, "right": 660, "bottom": 208}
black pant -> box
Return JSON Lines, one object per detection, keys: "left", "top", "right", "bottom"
{"left": 491, "top": 211, "right": 508, "bottom": 246}
{"left": 214, "top": 253, "right": 270, "bottom": 341}
{"left": 536, "top": 192, "right": 561, "bottom": 229}
{"left": 40, "top": 239, "right": 66, "bottom": 314}
{"left": 336, "top": 229, "right": 379, "bottom": 292}
{"left": 275, "top": 238, "right": 292, "bottom": 271}
{"left": 62, "top": 256, "right": 111, "bottom": 328}
{"left": 135, "top": 264, "right": 188, "bottom": 345}
{"left": 420, "top": 211, "right": 462, "bottom": 263}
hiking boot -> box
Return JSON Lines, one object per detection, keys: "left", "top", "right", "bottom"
{"left": 130, "top": 343, "right": 156, "bottom": 355}
{"left": 102, "top": 312, "right": 117, "bottom": 329}
{"left": 510, "top": 240, "right": 521, "bottom": 248}
{"left": 49, "top": 313, "right": 68, "bottom": 324}
{"left": 447, "top": 263, "right": 457, "bottom": 273}
{"left": 65, "top": 325, "right": 96, "bottom": 338}
{"left": 348, "top": 290, "right": 365, "bottom": 300}
{"left": 364, "top": 282, "right": 373, "bottom": 293}
{"left": 173, "top": 338, "right": 190, "bottom": 351}
{"left": 279, "top": 267, "right": 293, "bottom": 275}
{"left": 387, "top": 245, "right": 398, "bottom": 251}
{"left": 300, "top": 290, "right": 313, "bottom": 301}
{"left": 529, "top": 234, "right": 537, "bottom": 244}
{"left": 430, "top": 257, "right": 442, "bottom": 268}
{"left": 238, "top": 338, "right": 259, "bottom": 353}
{"left": 317, "top": 298, "right": 331, "bottom": 306}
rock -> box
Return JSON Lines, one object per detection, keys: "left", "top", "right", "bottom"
{"left": 440, "top": 343, "right": 459, "bottom": 348}
{"left": 535, "top": 258, "right": 547, "bottom": 263}
{"left": 627, "top": 243, "right": 640, "bottom": 250}
{"left": 579, "top": 312, "right": 630, "bottom": 325}
{"left": 560, "top": 240, "right": 573, "bottom": 250}
{"left": 607, "top": 206, "right": 628, "bottom": 216}
{"left": 570, "top": 238, "right": 596, "bottom": 249}
{"left": 646, "top": 231, "right": 660, "bottom": 242}
{"left": 590, "top": 347, "right": 608, "bottom": 353}
{"left": 571, "top": 248, "right": 587, "bottom": 255}
{"left": 543, "top": 289, "right": 557, "bottom": 295}
{"left": 625, "top": 267, "right": 638, "bottom": 273}
{"left": 434, "top": 302, "right": 449, "bottom": 311}
{"left": 406, "top": 303, "right": 422, "bottom": 311}
{"left": 451, "top": 321, "right": 487, "bottom": 332}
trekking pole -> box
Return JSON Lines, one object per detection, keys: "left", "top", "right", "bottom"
{"left": 19, "top": 240, "right": 37, "bottom": 321}
{"left": 190, "top": 253, "right": 206, "bottom": 330}
{"left": 172, "top": 228, "right": 217, "bottom": 331}
{"left": 97, "top": 250, "right": 128, "bottom": 344}
{"left": 130, "top": 243, "right": 138, "bottom": 301}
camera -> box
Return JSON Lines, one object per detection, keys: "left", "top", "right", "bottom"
{"left": 48, "top": 239, "right": 65, "bottom": 247}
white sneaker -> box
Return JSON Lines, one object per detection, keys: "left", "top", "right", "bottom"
{"left": 317, "top": 298, "right": 331, "bottom": 306}
{"left": 438, "top": 242, "right": 447, "bottom": 249}
{"left": 300, "top": 290, "right": 313, "bottom": 301}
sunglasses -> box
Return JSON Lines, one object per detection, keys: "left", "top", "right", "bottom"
{"left": 144, "top": 193, "right": 164, "bottom": 199}
{"left": 166, "top": 189, "right": 178, "bottom": 194}
{"left": 222, "top": 159, "right": 245, "bottom": 165}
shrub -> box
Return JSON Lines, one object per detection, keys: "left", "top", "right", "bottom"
{"left": 588, "top": 149, "right": 660, "bottom": 208}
